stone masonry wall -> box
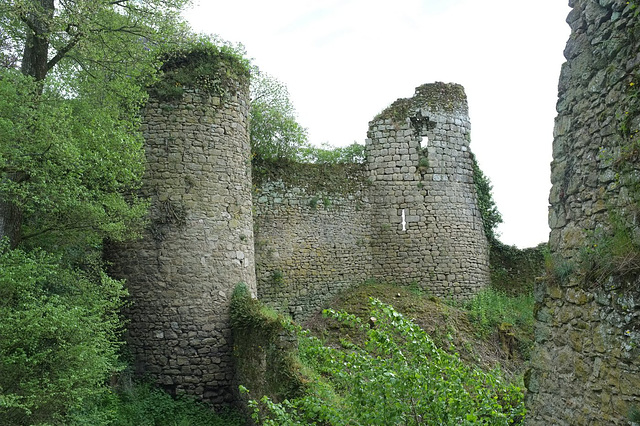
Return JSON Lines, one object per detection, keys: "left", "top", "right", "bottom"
{"left": 366, "top": 83, "right": 490, "bottom": 299}
{"left": 253, "top": 83, "right": 489, "bottom": 319}
{"left": 526, "top": 1, "right": 640, "bottom": 424}
{"left": 107, "top": 82, "right": 256, "bottom": 406}
{"left": 110, "top": 77, "right": 490, "bottom": 404}
{"left": 253, "top": 163, "right": 372, "bottom": 320}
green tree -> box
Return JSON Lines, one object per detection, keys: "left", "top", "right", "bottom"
{"left": 0, "top": 0, "right": 191, "bottom": 248}
{"left": 0, "top": 2, "right": 198, "bottom": 424}
{"left": 250, "top": 71, "right": 309, "bottom": 161}
{"left": 299, "top": 141, "right": 366, "bottom": 164}
{"left": 0, "top": 242, "right": 127, "bottom": 425}
{"left": 0, "top": 67, "right": 150, "bottom": 253}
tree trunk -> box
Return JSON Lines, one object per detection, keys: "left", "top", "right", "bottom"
{"left": 0, "top": 173, "right": 24, "bottom": 248}
{"left": 20, "top": 0, "right": 54, "bottom": 82}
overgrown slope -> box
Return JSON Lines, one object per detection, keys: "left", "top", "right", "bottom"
{"left": 303, "top": 282, "right": 534, "bottom": 382}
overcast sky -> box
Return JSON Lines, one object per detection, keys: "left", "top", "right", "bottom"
{"left": 184, "top": 0, "right": 571, "bottom": 248}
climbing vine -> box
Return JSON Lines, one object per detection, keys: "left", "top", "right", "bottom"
{"left": 470, "top": 152, "right": 502, "bottom": 242}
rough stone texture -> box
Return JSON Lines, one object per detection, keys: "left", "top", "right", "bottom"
{"left": 526, "top": 1, "right": 640, "bottom": 424}
{"left": 255, "top": 83, "right": 489, "bottom": 321}
{"left": 109, "top": 80, "right": 490, "bottom": 404}
{"left": 366, "top": 83, "right": 490, "bottom": 299}
{"left": 254, "top": 165, "right": 373, "bottom": 320}
{"left": 107, "top": 84, "right": 256, "bottom": 406}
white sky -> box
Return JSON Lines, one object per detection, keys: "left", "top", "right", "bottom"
{"left": 184, "top": 0, "right": 571, "bottom": 248}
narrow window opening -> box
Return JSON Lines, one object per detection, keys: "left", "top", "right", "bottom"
{"left": 401, "top": 209, "right": 407, "bottom": 231}
{"left": 420, "top": 136, "right": 429, "bottom": 149}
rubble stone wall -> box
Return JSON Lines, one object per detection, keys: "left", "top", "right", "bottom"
{"left": 253, "top": 165, "right": 373, "bottom": 320}
{"left": 526, "top": 0, "right": 640, "bottom": 424}
{"left": 107, "top": 82, "right": 255, "bottom": 405}
{"left": 109, "top": 77, "right": 490, "bottom": 404}
{"left": 253, "top": 83, "right": 490, "bottom": 320}
{"left": 365, "top": 83, "right": 490, "bottom": 299}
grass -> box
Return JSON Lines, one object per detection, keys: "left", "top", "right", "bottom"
{"left": 464, "top": 288, "right": 534, "bottom": 338}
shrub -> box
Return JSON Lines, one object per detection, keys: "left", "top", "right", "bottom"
{"left": 250, "top": 299, "right": 525, "bottom": 425}
{"left": 68, "top": 381, "right": 244, "bottom": 426}
{"left": 465, "top": 288, "right": 534, "bottom": 339}
{"left": 0, "top": 242, "right": 126, "bottom": 425}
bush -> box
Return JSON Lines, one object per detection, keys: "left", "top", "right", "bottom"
{"left": 465, "top": 288, "right": 534, "bottom": 339}
{"left": 250, "top": 299, "right": 525, "bottom": 425}
{"left": 68, "top": 382, "right": 244, "bottom": 426}
{"left": 0, "top": 242, "right": 126, "bottom": 425}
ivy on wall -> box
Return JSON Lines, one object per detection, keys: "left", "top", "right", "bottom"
{"left": 470, "top": 153, "right": 502, "bottom": 242}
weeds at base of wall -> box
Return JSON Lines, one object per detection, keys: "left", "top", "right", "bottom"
{"left": 231, "top": 283, "right": 309, "bottom": 414}
{"left": 67, "top": 381, "right": 244, "bottom": 426}
{"left": 248, "top": 298, "right": 526, "bottom": 425}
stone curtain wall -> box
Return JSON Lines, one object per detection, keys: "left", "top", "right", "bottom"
{"left": 253, "top": 163, "right": 373, "bottom": 320}
{"left": 253, "top": 83, "right": 489, "bottom": 318}
{"left": 366, "top": 83, "right": 490, "bottom": 298}
{"left": 110, "top": 78, "right": 491, "bottom": 404}
{"left": 526, "top": 1, "right": 640, "bottom": 424}
{"left": 107, "top": 84, "right": 256, "bottom": 405}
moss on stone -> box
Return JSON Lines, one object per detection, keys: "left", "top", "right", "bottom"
{"left": 374, "top": 82, "right": 468, "bottom": 125}
{"left": 231, "top": 283, "right": 309, "bottom": 407}
{"left": 151, "top": 41, "right": 251, "bottom": 102}
{"left": 252, "top": 158, "right": 368, "bottom": 196}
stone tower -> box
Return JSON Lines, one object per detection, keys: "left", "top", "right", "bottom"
{"left": 107, "top": 53, "right": 255, "bottom": 405}
{"left": 526, "top": 1, "right": 640, "bottom": 424}
{"left": 365, "top": 82, "right": 490, "bottom": 298}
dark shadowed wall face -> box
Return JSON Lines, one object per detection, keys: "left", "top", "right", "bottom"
{"left": 526, "top": 1, "right": 640, "bottom": 424}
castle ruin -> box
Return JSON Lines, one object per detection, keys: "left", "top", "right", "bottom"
{"left": 108, "top": 57, "right": 489, "bottom": 403}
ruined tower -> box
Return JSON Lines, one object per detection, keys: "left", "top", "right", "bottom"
{"left": 107, "top": 52, "right": 256, "bottom": 405}
{"left": 365, "top": 82, "right": 490, "bottom": 298}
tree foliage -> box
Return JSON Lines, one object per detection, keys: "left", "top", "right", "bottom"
{"left": 299, "top": 142, "right": 365, "bottom": 164}
{"left": 250, "top": 71, "right": 308, "bottom": 161}
{"left": 471, "top": 152, "right": 503, "bottom": 242}
{"left": 0, "top": 68, "right": 149, "bottom": 252}
{"left": 0, "top": 0, "right": 191, "bottom": 247}
{"left": 0, "top": 1, "right": 202, "bottom": 424}
{"left": 0, "top": 242, "right": 126, "bottom": 425}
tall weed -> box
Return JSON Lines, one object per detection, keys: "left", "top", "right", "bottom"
{"left": 465, "top": 288, "right": 534, "bottom": 338}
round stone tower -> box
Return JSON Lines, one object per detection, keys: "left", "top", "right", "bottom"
{"left": 365, "top": 82, "right": 489, "bottom": 299}
{"left": 107, "top": 51, "right": 255, "bottom": 405}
